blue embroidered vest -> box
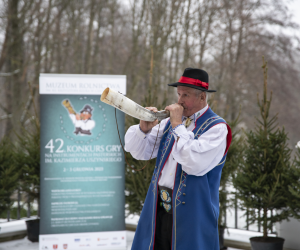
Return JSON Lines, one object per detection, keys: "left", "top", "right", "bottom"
{"left": 131, "top": 107, "right": 232, "bottom": 250}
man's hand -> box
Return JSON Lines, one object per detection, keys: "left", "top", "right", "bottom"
{"left": 75, "top": 114, "right": 81, "bottom": 120}
{"left": 165, "top": 103, "right": 183, "bottom": 128}
{"left": 139, "top": 107, "right": 158, "bottom": 133}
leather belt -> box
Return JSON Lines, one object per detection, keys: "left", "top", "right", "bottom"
{"left": 158, "top": 186, "right": 173, "bottom": 214}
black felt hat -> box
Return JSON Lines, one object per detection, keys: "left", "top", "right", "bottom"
{"left": 80, "top": 105, "right": 93, "bottom": 114}
{"left": 168, "top": 68, "right": 216, "bottom": 92}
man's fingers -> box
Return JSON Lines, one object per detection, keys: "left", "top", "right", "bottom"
{"left": 145, "top": 107, "right": 158, "bottom": 112}
{"left": 165, "top": 103, "right": 183, "bottom": 111}
{"left": 165, "top": 105, "right": 173, "bottom": 111}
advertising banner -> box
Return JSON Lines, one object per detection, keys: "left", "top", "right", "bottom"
{"left": 39, "top": 74, "right": 126, "bottom": 250}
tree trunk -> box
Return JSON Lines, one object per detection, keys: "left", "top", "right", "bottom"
{"left": 263, "top": 206, "right": 268, "bottom": 238}
{"left": 5, "top": 0, "right": 25, "bottom": 137}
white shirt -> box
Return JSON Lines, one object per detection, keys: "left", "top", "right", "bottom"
{"left": 69, "top": 114, "right": 95, "bottom": 130}
{"left": 124, "top": 105, "right": 228, "bottom": 189}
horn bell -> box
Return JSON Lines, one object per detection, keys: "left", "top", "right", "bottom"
{"left": 100, "top": 88, "right": 169, "bottom": 122}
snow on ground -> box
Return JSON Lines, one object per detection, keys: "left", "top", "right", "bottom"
{"left": 0, "top": 215, "right": 265, "bottom": 249}
{"left": 0, "top": 232, "right": 243, "bottom": 250}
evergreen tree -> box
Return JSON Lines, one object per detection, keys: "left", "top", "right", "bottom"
{"left": 125, "top": 152, "right": 157, "bottom": 215}
{"left": 208, "top": 95, "right": 245, "bottom": 228}
{"left": 289, "top": 142, "right": 300, "bottom": 211}
{"left": 233, "top": 58, "right": 300, "bottom": 238}
{"left": 218, "top": 114, "right": 245, "bottom": 228}
{"left": 15, "top": 117, "right": 40, "bottom": 217}
{"left": 0, "top": 136, "right": 20, "bottom": 217}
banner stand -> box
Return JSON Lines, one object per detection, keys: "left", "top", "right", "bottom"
{"left": 39, "top": 74, "right": 126, "bottom": 250}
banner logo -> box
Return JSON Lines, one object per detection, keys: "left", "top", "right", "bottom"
{"left": 62, "top": 100, "right": 95, "bottom": 136}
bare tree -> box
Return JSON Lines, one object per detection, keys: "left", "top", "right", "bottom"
{"left": 0, "top": 0, "right": 299, "bottom": 146}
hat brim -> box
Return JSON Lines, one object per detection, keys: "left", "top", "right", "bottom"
{"left": 80, "top": 110, "right": 92, "bottom": 113}
{"left": 168, "top": 82, "right": 216, "bottom": 92}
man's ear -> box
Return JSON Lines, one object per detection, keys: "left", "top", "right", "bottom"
{"left": 200, "top": 92, "right": 206, "bottom": 101}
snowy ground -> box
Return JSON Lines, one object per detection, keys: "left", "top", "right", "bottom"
{"left": 0, "top": 214, "right": 272, "bottom": 250}
{"left": 0, "top": 232, "right": 243, "bottom": 250}
{"left": 0, "top": 216, "right": 272, "bottom": 250}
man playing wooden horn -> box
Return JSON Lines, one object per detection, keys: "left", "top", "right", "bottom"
{"left": 125, "top": 68, "right": 232, "bottom": 250}
{"left": 62, "top": 100, "right": 95, "bottom": 136}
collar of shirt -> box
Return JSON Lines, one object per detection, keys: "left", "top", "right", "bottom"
{"left": 182, "top": 104, "right": 209, "bottom": 125}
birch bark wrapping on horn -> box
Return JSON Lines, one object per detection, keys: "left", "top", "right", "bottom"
{"left": 100, "top": 87, "right": 170, "bottom": 121}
